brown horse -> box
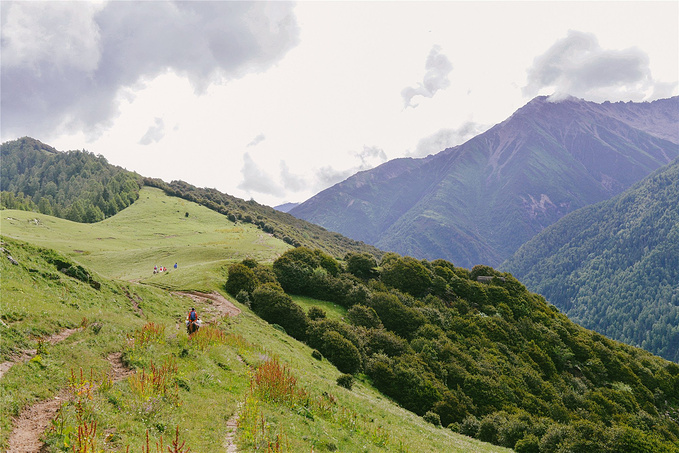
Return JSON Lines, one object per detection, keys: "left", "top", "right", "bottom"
{"left": 187, "top": 320, "right": 199, "bottom": 335}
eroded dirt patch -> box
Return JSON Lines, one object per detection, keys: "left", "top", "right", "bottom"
{"left": 174, "top": 291, "right": 241, "bottom": 318}
{"left": 0, "top": 328, "right": 80, "bottom": 379}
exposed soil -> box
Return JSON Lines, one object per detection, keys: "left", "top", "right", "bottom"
{"left": 123, "top": 288, "right": 144, "bottom": 317}
{"left": 173, "top": 291, "right": 241, "bottom": 319}
{"left": 224, "top": 409, "right": 240, "bottom": 453}
{"left": 6, "top": 392, "right": 66, "bottom": 452}
{"left": 4, "top": 328, "right": 80, "bottom": 452}
{"left": 106, "top": 352, "right": 134, "bottom": 382}
{"left": 0, "top": 328, "right": 80, "bottom": 380}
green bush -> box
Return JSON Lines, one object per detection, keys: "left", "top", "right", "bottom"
{"left": 514, "top": 434, "right": 540, "bottom": 453}
{"left": 423, "top": 410, "right": 441, "bottom": 427}
{"left": 319, "top": 331, "right": 362, "bottom": 374}
{"left": 225, "top": 263, "right": 256, "bottom": 296}
{"left": 346, "top": 304, "right": 382, "bottom": 329}
{"left": 251, "top": 284, "right": 308, "bottom": 341}
{"left": 336, "top": 373, "right": 354, "bottom": 390}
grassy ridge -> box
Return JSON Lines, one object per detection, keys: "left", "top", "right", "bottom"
{"left": 1, "top": 187, "right": 290, "bottom": 286}
{"left": 0, "top": 192, "right": 507, "bottom": 451}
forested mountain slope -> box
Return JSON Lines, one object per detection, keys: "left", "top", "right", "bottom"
{"left": 290, "top": 96, "right": 679, "bottom": 268}
{"left": 502, "top": 158, "right": 679, "bottom": 362}
{"left": 1, "top": 137, "right": 382, "bottom": 259}
{"left": 0, "top": 137, "right": 143, "bottom": 222}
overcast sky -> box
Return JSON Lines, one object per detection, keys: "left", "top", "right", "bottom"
{"left": 2, "top": 1, "right": 677, "bottom": 207}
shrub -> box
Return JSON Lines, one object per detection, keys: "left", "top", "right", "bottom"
{"left": 345, "top": 252, "right": 378, "bottom": 279}
{"left": 311, "top": 350, "right": 323, "bottom": 361}
{"left": 336, "top": 374, "right": 354, "bottom": 390}
{"left": 225, "top": 263, "right": 256, "bottom": 296}
{"left": 346, "top": 305, "right": 382, "bottom": 329}
{"left": 251, "top": 285, "right": 308, "bottom": 341}
{"left": 459, "top": 415, "right": 480, "bottom": 437}
{"left": 319, "top": 331, "right": 362, "bottom": 374}
{"left": 308, "top": 306, "right": 327, "bottom": 321}
{"left": 235, "top": 289, "right": 250, "bottom": 306}
{"left": 514, "top": 434, "right": 540, "bottom": 453}
{"left": 423, "top": 411, "right": 441, "bottom": 427}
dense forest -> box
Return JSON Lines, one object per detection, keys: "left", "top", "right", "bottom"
{"left": 503, "top": 158, "right": 679, "bottom": 362}
{"left": 1, "top": 137, "right": 142, "bottom": 222}
{"left": 227, "top": 248, "right": 679, "bottom": 452}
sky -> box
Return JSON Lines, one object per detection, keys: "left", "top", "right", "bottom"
{"left": 2, "top": 1, "right": 678, "bottom": 207}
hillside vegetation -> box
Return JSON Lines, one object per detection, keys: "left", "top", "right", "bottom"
{"left": 1, "top": 137, "right": 143, "bottom": 222}
{"left": 1, "top": 137, "right": 383, "bottom": 260}
{"left": 226, "top": 247, "right": 679, "bottom": 452}
{"left": 0, "top": 206, "right": 506, "bottom": 451}
{"left": 503, "top": 158, "right": 679, "bottom": 362}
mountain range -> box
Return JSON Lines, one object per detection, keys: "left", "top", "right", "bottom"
{"left": 289, "top": 96, "right": 679, "bottom": 269}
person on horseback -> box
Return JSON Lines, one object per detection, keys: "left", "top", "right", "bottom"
{"left": 186, "top": 307, "right": 200, "bottom": 334}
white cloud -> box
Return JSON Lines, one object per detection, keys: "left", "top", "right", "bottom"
{"left": 237, "top": 152, "right": 282, "bottom": 196}
{"left": 138, "top": 118, "right": 165, "bottom": 145}
{"left": 523, "top": 30, "right": 668, "bottom": 101}
{"left": 401, "top": 45, "right": 453, "bottom": 108}
{"left": 408, "top": 123, "right": 489, "bottom": 157}
{"left": 280, "top": 161, "right": 308, "bottom": 192}
{"left": 1, "top": 1, "right": 300, "bottom": 139}
{"left": 247, "top": 133, "right": 266, "bottom": 147}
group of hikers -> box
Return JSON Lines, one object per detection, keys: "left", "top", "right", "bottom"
{"left": 153, "top": 263, "right": 178, "bottom": 274}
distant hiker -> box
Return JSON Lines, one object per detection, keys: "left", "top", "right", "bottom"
{"left": 174, "top": 262, "right": 178, "bottom": 269}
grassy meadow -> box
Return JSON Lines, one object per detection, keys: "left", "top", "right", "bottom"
{"left": 0, "top": 189, "right": 508, "bottom": 452}
{"left": 1, "top": 187, "right": 290, "bottom": 288}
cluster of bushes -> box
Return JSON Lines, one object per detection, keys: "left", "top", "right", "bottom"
{"left": 226, "top": 248, "right": 679, "bottom": 451}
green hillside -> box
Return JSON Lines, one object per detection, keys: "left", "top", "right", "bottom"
{"left": 1, "top": 186, "right": 289, "bottom": 285}
{"left": 1, "top": 137, "right": 383, "bottom": 261}
{"left": 227, "top": 248, "right": 679, "bottom": 452}
{"left": 502, "top": 158, "right": 679, "bottom": 362}
{"left": 0, "top": 205, "right": 505, "bottom": 451}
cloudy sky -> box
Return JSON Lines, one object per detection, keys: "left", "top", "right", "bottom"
{"left": 2, "top": 1, "right": 677, "bottom": 207}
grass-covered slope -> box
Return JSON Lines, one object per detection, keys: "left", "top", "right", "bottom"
{"left": 1, "top": 136, "right": 383, "bottom": 260}
{"left": 502, "top": 158, "right": 679, "bottom": 362}
{"left": 0, "top": 203, "right": 506, "bottom": 451}
{"left": 1, "top": 186, "right": 290, "bottom": 285}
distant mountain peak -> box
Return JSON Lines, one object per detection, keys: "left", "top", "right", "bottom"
{"left": 290, "top": 96, "right": 679, "bottom": 268}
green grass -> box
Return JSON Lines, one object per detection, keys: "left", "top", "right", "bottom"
{"left": 0, "top": 192, "right": 509, "bottom": 452}
{"left": 1, "top": 187, "right": 290, "bottom": 289}
{"left": 291, "top": 295, "right": 347, "bottom": 322}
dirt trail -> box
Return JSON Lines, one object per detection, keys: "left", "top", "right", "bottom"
{"left": 173, "top": 291, "right": 241, "bottom": 319}
{"left": 6, "top": 293, "right": 241, "bottom": 452}
{"left": 175, "top": 291, "right": 242, "bottom": 452}
{"left": 4, "top": 328, "right": 80, "bottom": 452}
{"left": 0, "top": 328, "right": 80, "bottom": 380}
